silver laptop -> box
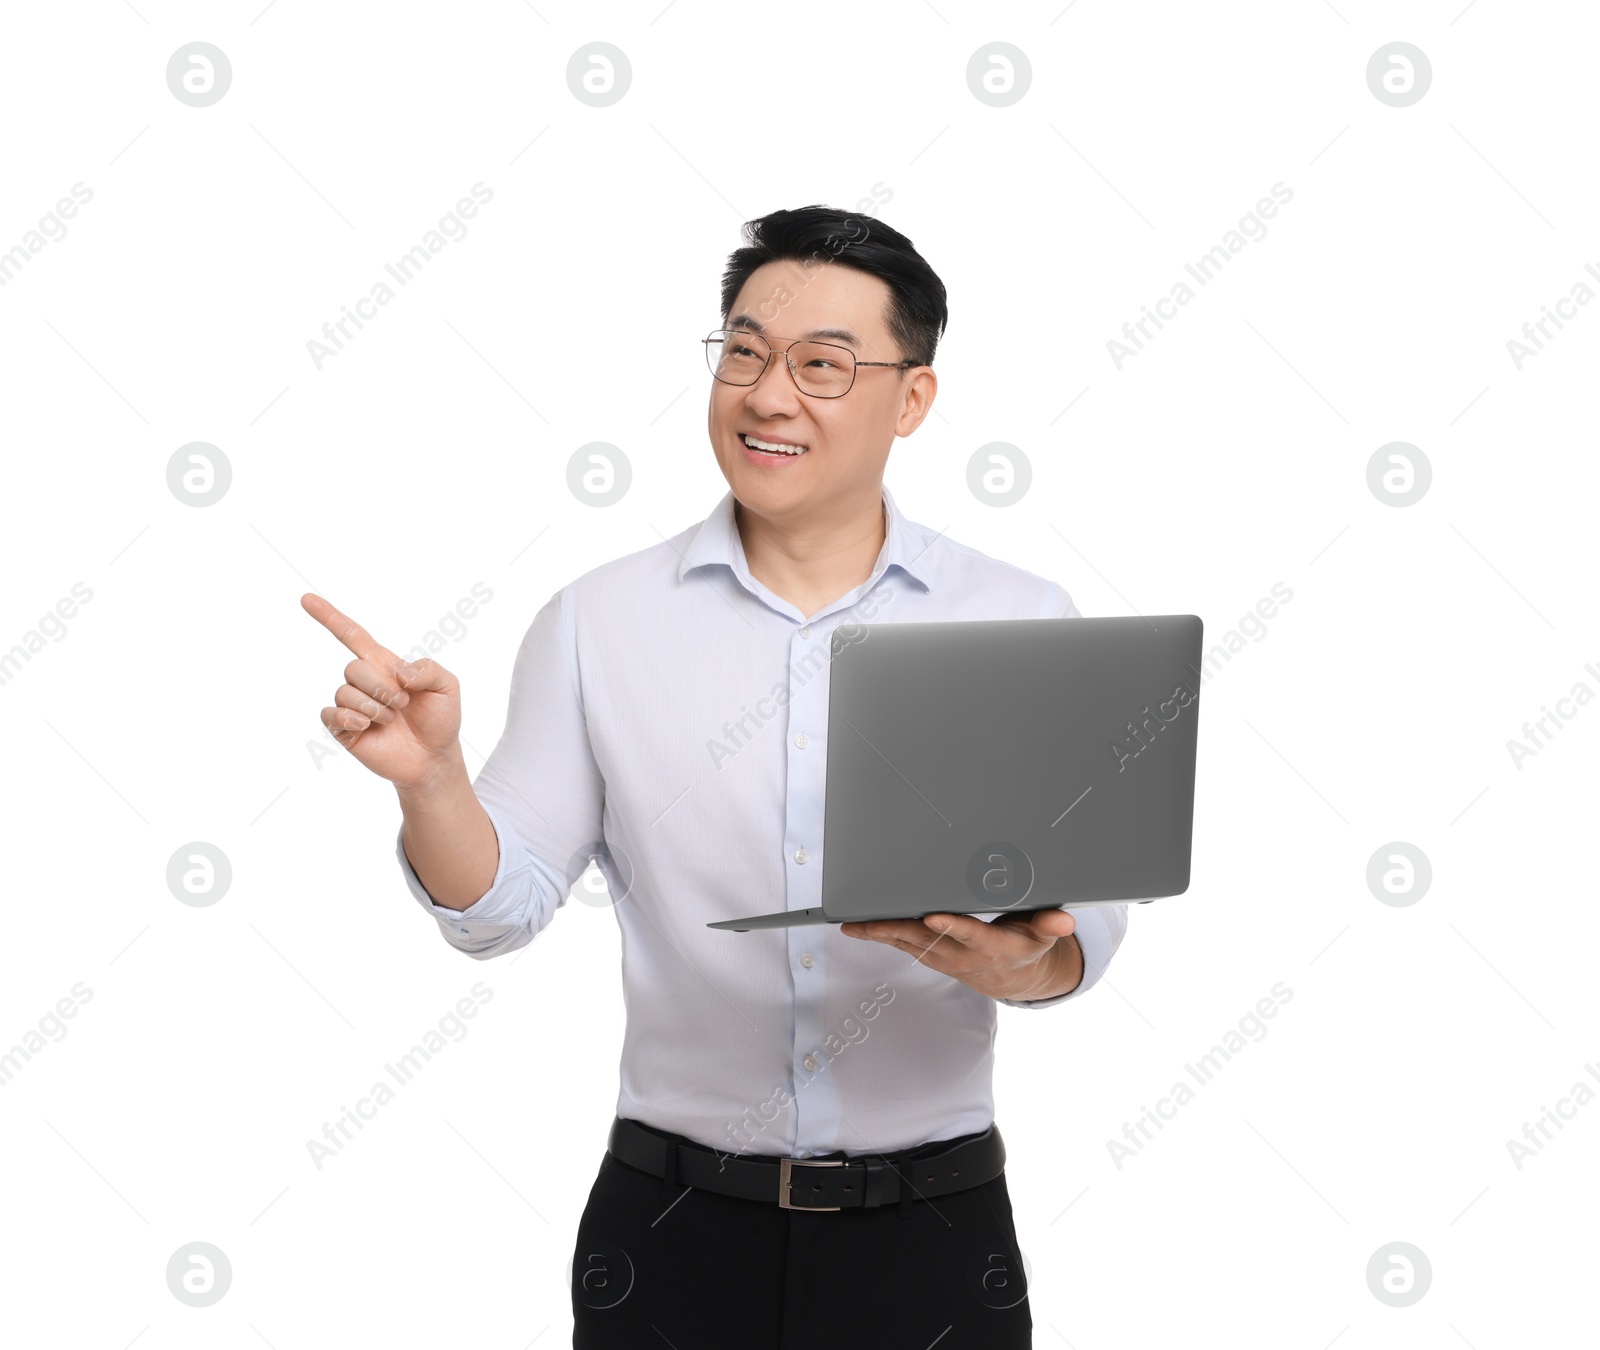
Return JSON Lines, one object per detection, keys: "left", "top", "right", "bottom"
{"left": 707, "top": 614, "right": 1203, "bottom": 931}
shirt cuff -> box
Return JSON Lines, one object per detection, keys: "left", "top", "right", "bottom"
{"left": 395, "top": 799, "right": 550, "bottom": 957}
{"left": 998, "top": 904, "right": 1128, "bottom": 1009}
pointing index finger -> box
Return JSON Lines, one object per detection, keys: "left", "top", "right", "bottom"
{"left": 300, "top": 593, "right": 399, "bottom": 666}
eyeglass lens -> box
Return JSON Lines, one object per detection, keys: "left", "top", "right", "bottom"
{"left": 706, "top": 330, "right": 854, "bottom": 397}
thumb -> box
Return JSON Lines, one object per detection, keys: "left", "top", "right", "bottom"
{"left": 1031, "top": 908, "right": 1077, "bottom": 942}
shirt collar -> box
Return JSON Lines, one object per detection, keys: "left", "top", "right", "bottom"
{"left": 677, "top": 483, "right": 936, "bottom": 594}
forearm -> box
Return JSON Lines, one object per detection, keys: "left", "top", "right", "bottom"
{"left": 396, "top": 748, "right": 499, "bottom": 911}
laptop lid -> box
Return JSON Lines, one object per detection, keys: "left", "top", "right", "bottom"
{"left": 818, "top": 614, "right": 1203, "bottom": 922}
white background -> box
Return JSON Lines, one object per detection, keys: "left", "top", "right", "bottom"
{"left": 1, "top": 1, "right": 1595, "bottom": 1345}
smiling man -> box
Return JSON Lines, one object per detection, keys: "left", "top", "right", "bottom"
{"left": 703, "top": 234, "right": 1102, "bottom": 1005}
{"left": 312, "top": 204, "right": 1127, "bottom": 1348}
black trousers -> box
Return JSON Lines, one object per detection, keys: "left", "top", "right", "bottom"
{"left": 570, "top": 1122, "right": 1033, "bottom": 1348}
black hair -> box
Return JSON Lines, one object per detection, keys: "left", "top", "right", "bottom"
{"left": 718, "top": 205, "right": 948, "bottom": 373}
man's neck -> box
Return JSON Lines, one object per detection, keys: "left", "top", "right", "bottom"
{"left": 735, "top": 492, "right": 887, "bottom": 620}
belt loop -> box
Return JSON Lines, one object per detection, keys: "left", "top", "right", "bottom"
{"left": 661, "top": 1138, "right": 680, "bottom": 1204}
{"left": 897, "top": 1158, "right": 915, "bottom": 1219}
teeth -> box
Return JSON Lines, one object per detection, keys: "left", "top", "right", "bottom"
{"left": 745, "top": 435, "right": 807, "bottom": 455}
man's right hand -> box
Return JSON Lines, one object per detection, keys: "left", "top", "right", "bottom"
{"left": 301, "top": 593, "right": 463, "bottom": 791}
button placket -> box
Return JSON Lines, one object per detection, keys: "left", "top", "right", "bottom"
{"left": 786, "top": 618, "right": 832, "bottom": 1154}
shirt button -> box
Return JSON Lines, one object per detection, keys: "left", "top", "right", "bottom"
{"left": 794, "top": 848, "right": 808, "bottom": 865}
{"left": 794, "top": 732, "right": 808, "bottom": 749}
{"left": 803, "top": 1055, "right": 819, "bottom": 1071}
{"left": 800, "top": 952, "right": 814, "bottom": 968}
{"left": 799, "top": 625, "right": 811, "bottom": 638}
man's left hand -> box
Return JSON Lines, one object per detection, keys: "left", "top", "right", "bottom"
{"left": 840, "top": 908, "right": 1083, "bottom": 1003}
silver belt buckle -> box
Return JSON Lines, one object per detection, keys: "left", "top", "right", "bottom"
{"left": 778, "top": 1156, "right": 845, "bottom": 1210}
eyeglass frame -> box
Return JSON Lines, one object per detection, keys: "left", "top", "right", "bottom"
{"left": 702, "top": 326, "right": 920, "bottom": 399}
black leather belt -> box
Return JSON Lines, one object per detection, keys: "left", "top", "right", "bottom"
{"left": 606, "top": 1115, "right": 1006, "bottom": 1214}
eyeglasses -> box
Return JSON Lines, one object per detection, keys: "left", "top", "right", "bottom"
{"left": 702, "top": 328, "right": 917, "bottom": 399}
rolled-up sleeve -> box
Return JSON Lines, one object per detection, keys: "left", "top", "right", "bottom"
{"left": 998, "top": 903, "right": 1129, "bottom": 1009}
{"left": 396, "top": 582, "right": 605, "bottom": 959}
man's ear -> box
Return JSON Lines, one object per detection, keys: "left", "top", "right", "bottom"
{"left": 894, "top": 367, "right": 937, "bottom": 437}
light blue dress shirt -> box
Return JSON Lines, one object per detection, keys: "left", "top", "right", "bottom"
{"left": 397, "top": 483, "right": 1128, "bottom": 1158}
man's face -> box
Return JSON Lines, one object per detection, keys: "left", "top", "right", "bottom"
{"left": 706, "top": 259, "right": 935, "bottom": 520}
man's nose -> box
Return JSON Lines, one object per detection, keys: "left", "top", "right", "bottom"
{"left": 744, "top": 345, "right": 803, "bottom": 409}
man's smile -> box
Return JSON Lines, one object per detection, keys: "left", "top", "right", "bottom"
{"left": 739, "top": 431, "right": 811, "bottom": 458}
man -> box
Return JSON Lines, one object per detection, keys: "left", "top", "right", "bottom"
{"left": 303, "top": 205, "right": 1127, "bottom": 1347}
